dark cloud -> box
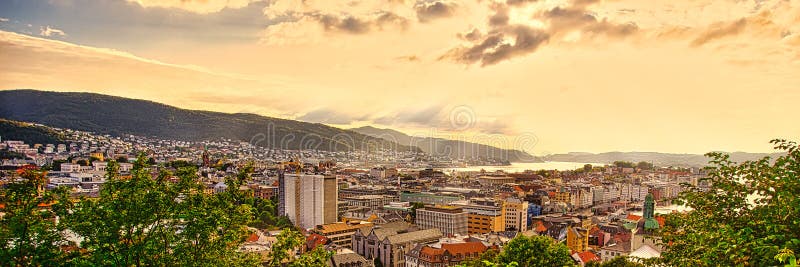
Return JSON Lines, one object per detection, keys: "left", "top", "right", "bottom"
{"left": 415, "top": 1, "right": 458, "bottom": 23}
{"left": 691, "top": 18, "right": 747, "bottom": 47}
{"left": 442, "top": 0, "right": 639, "bottom": 66}
{"left": 458, "top": 28, "right": 482, "bottom": 41}
{"left": 442, "top": 25, "right": 550, "bottom": 66}
{"left": 488, "top": 4, "right": 510, "bottom": 26}
{"left": 506, "top": 0, "right": 538, "bottom": 7}
{"left": 307, "top": 11, "right": 408, "bottom": 34}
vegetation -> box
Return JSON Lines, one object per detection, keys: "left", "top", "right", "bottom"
{"left": 0, "top": 169, "right": 73, "bottom": 266}
{"left": 657, "top": 139, "right": 800, "bottom": 266}
{"left": 459, "top": 235, "right": 573, "bottom": 267}
{"left": 0, "top": 118, "right": 64, "bottom": 145}
{"left": 585, "top": 256, "right": 646, "bottom": 267}
{"left": 0, "top": 90, "right": 419, "bottom": 152}
{"left": 0, "top": 155, "right": 333, "bottom": 266}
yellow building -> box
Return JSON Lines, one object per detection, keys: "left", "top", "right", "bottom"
{"left": 467, "top": 213, "right": 505, "bottom": 234}
{"left": 566, "top": 226, "right": 590, "bottom": 252}
{"left": 554, "top": 189, "right": 571, "bottom": 204}
{"left": 90, "top": 152, "right": 104, "bottom": 162}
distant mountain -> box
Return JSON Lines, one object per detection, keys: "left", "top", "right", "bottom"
{"left": 351, "top": 126, "right": 542, "bottom": 162}
{"left": 0, "top": 90, "right": 419, "bottom": 152}
{"left": 544, "top": 151, "right": 785, "bottom": 167}
{"left": 0, "top": 118, "right": 65, "bottom": 145}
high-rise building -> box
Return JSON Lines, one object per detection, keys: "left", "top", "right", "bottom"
{"left": 502, "top": 198, "right": 529, "bottom": 231}
{"left": 280, "top": 173, "right": 338, "bottom": 229}
{"left": 416, "top": 205, "right": 468, "bottom": 236}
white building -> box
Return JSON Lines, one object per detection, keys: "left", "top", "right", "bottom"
{"left": 281, "top": 174, "right": 338, "bottom": 229}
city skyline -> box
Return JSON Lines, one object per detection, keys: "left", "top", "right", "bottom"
{"left": 1, "top": 0, "right": 799, "bottom": 154}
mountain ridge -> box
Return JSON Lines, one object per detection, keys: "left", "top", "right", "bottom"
{"left": 351, "top": 125, "right": 542, "bottom": 163}
{"left": 0, "top": 89, "right": 419, "bottom": 152}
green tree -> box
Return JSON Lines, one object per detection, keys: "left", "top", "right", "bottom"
{"left": 636, "top": 161, "right": 654, "bottom": 170}
{"left": 658, "top": 139, "right": 800, "bottom": 266}
{"left": 613, "top": 161, "right": 635, "bottom": 168}
{"left": 584, "top": 164, "right": 593, "bottom": 172}
{"left": 585, "top": 256, "right": 645, "bottom": 267}
{"left": 494, "top": 235, "right": 574, "bottom": 267}
{"left": 0, "top": 169, "right": 74, "bottom": 266}
{"left": 58, "top": 154, "right": 258, "bottom": 266}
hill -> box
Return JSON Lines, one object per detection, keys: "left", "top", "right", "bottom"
{"left": 0, "top": 90, "right": 419, "bottom": 152}
{"left": 351, "top": 126, "right": 542, "bottom": 162}
{"left": 543, "top": 151, "right": 785, "bottom": 167}
{"left": 0, "top": 118, "right": 65, "bottom": 145}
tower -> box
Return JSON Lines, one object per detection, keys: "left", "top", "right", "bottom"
{"left": 643, "top": 193, "right": 660, "bottom": 230}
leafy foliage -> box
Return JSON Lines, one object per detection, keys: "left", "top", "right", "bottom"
{"left": 658, "top": 139, "right": 800, "bottom": 266}
{"left": 494, "top": 235, "right": 574, "bottom": 267}
{"left": 585, "top": 256, "right": 646, "bottom": 267}
{"left": 0, "top": 170, "right": 73, "bottom": 266}
{"left": 57, "top": 155, "right": 259, "bottom": 266}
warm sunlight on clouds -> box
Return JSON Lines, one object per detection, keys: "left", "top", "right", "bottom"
{"left": 127, "top": 0, "right": 260, "bottom": 13}
{"left": 1, "top": 0, "right": 799, "bottom": 154}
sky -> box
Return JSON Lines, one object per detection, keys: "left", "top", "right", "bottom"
{"left": 0, "top": 0, "right": 798, "bottom": 155}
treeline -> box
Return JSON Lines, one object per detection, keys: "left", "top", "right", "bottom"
{"left": 0, "top": 155, "right": 329, "bottom": 266}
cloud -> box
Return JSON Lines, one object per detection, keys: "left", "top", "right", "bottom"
{"left": 39, "top": 26, "right": 65, "bottom": 37}
{"left": 310, "top": 11, "right": 409, "bottom": 34}
{"left": 414, "top": 0, "right": 458, "bottom": 23}
{"left": 126, "top": 0, "right": 262, "bottom": 14}
{"left": 297, "top": 108, "right": 368, "bottom": 124}
{"left": 691, "top": 18, "right": 747, "bottom": 47}
{"left": 0, "top": 18, "right": 9, "bottom": 22}
{"left": 442, "top": 0, "right": 638, "bottom": 66}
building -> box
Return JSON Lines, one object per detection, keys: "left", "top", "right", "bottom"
{"left": 416, "top": 205, "right": 468, "bottom": 236}
{"left": 566, "top": 226, "right": 590, "bottom": 253}
{"left": 352, "top": 224, "right": 442, "bottom": 267}
{"left": 404, "top": 242, "right": 489, "bottom": 267}
{"left": 280, "top": 173, "right": 338, "bottom": 229}
{"left": 344, "top": 195, "right": 400, "bottom": 211}
{"left": 400, "top": 192, "right": 463, "bottom": 205}
{"left": 477, "top": 175, "right": 515, "bottom": 186}
{"left": 457, "top": 198, "right": 504, "bottom": 235}
{"left": 502, "top": 198, "right": 528, "bottom": 231}
{"left": 313, "top": 221, "right": 374, "bottom": 249}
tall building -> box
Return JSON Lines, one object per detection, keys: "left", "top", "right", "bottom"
{"left": 503, "top": 198, "right": 529, "bottom": 231}
{"left": 416, "top": 205, "right": 468, "bottom": 236}
{"left": 458, "top": 198, "right": 505, "bottom": 235}
{"left": 280, "top": 173, "right": 338, "bottom": 229}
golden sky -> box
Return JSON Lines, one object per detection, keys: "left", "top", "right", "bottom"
{"left": 0, "top": 0, "right": 798, "bottom": 154}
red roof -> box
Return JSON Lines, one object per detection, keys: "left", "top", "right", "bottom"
{"left": 305, "top": 233, "right": 328, "bottom": 249}
{"left": 245, "top": 232, "right": 260, "bottom": 243}
{"left": 626, "top": 214, "right": 642, "bottom": 221}
{"left": 655, "top": 216, "right": 665, "bottom": 227}
{"left": 441, "top": 242, "right": 487, "bottom": 255}
{"left": 576, "top": 251, "right": 600, "bottom": 263}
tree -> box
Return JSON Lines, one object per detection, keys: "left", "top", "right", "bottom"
{"left": 613, "top": 161, "right": 635, "bottom": 168}
{"left": 494, "top": 235, "right": 574, "bottom": 267}
{"left": 658, "top": 139, "right": 800, "bottom": 266}
{"left": 58, "top": 154, "right": 258, "bottom": 266}
{"left": 409, "top": 202, "right": 426, "bottom": 221}
{"left": 584, "top": 164, "right": 593, "bottom": 172}
{"left": 0, "top": 169, "right": 74, "bottom": 266}
{"left": 636, "top": 161, "right": 653, "bottom": 170}
{"left": 585, "top": 256, "right": 645, "bottom": 267}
